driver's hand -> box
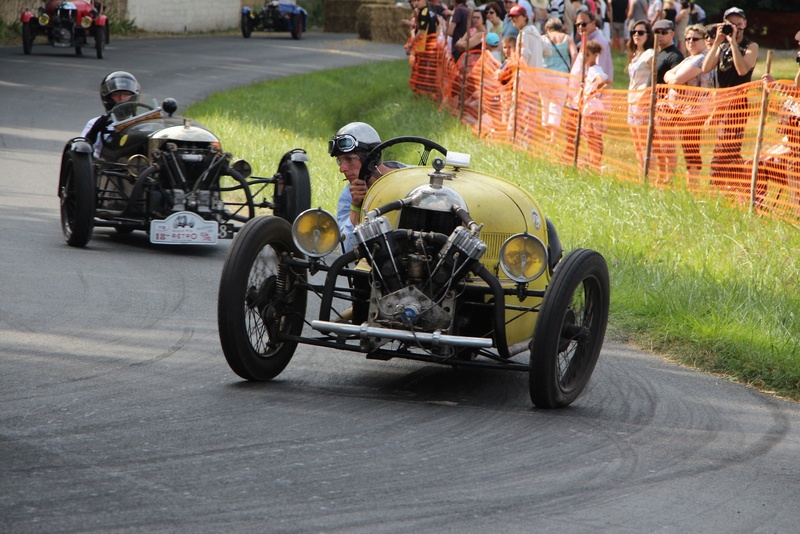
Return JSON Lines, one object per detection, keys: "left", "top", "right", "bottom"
{"left": 349, "top": 179, "right": 368, "bottom": 207}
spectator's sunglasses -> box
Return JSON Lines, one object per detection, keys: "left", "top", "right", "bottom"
{"left": 631, "top": 29, "right": 648, "bottom": 36}
{"left": 328, "top": 134, "right": 360, "bottom": 155}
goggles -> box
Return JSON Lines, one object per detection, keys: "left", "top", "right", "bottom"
{"left": 328, "top": 133, "right": 361, "bottom": 156}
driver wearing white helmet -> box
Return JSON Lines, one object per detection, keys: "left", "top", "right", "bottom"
{"left": 328, "top": 122, "right": 403, "bottom": 252}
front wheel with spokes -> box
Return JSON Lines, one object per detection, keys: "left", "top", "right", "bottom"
{"left": 529, "top": 248, "right": 609, "bottom": 409}
{"left": 217, "top": 216, "right": 307, "bottom": 381}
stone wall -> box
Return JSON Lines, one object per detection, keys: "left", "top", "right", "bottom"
{"left": 2, "top": 0, "right": 236, "bottom": 31}
{"left": 3, "top": 0, "right": 409, "bottom": 40}
{"left": 126, "top": 0, "right": 239, "bottom": 33}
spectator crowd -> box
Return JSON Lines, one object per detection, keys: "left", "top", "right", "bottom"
{"left": 404, "top": 1, "right": 800, "bottom": 221}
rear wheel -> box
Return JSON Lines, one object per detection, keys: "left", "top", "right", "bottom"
{"left": 290, "top": 14, "right": 303, "bottom": 39}
{"left": 218, "top": 216, "right": 308, "bottom": 381}
{"left": 60, "top": 151, "right": 96, "bottom": 247}
{"left": 241, "top": 14, "right": 252, "bottom": 38}
{"left": 22, "top": 22, "right": 33, "bottom": 55}
{"left": 529, "top": 249, "right": 609, "bottom": 408}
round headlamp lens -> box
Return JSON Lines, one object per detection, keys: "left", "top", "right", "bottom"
{"left": 292, "top": 208, "right": 340, "bottom": 258}
{"left": 499, "top": 233, "right": 548, "bottom": 283}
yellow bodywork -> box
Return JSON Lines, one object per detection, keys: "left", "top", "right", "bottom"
{"left": 360, "top": 164, "right": 552, "bottom": 348}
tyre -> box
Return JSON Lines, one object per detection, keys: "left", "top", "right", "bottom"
{"left": 241, "top": 14, "right": 252, "bottom": 38}
{"left": 60, "top": 151, "right": 96, "bottom": 247}
{"left": 290, "top": 14, "right": 303, "bottom": 40}
{"left": 529, "top": 249, "right": 609, "bottom": 409}
{"left": 217, "top": 216, "right": 308, "bottom": 381}
{"left": 22, "top": 22, "right": 33, "bottom": 55}
{"left": 274, "top": 156, "right": 311, "bottom": 223}
{"left": 95, "top": 29, "right": 104, "bottom": 59}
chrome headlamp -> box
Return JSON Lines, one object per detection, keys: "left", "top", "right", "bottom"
{"left": 80, "top": 16, "right": 93, "bottom": 29}
{"left": 499, "top": 232, "right": 548, "bottom": 283}
{"left": 291, "top": 208, "right": 340, "bottom": 258}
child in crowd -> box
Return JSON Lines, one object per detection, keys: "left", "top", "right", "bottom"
{"left": 486, "top": 32, "right": 502, "bottom": 62}
{"left": 575, "top": 40, "right": 608, "bottom": 169}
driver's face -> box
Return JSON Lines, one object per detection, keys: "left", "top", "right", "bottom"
{"left": 110, "top": 91, "right": 134, "bottom": 103}
{"left": 335, "top": 153, "right": 363, "bottom": 183}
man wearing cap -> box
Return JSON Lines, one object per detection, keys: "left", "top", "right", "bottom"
{"left": 653, "top": 19, "right": 683, "bottom": 84}
{"left": 701, "top": 7, "right": 759, "bottom": 185}
{"left": 701, "top": 7, "right": 758, "bottom": 88}
{"left": 651, "top": 19, "right": 683, "bottom": 183}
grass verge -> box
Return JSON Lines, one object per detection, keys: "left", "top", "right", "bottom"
{"left": 186, "top": 59, "right": 800, "bottom": 401}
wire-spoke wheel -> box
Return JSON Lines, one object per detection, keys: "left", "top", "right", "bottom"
{"left": 217, "top": 216, "right": 307, "bottom": 381}
{"left": 529, "top": 249, "right": 609, "bottom": 408}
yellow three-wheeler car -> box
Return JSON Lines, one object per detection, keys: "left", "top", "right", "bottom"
{"left": 217, "top": 136, "right": 610, "bottom": 408}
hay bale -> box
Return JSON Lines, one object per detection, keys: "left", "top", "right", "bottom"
{"left": 357, "top": 4, "right": 413, "bottom": 44}
{"left": 323, "top": 0, "right": 398, "bottom": 33}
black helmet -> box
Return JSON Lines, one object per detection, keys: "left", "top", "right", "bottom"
{"left": 328, "top": 122, "right": 381, "bottom": 157}
{"left": 100, "top": 71, "right": 141, "bottom": 111}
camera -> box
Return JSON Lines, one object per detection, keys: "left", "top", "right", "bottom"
{"left": 721, "top": 24, "right": 733, "bottom": 36}
{"left": 681, "top": 0, "right": 691, "bottom": 8}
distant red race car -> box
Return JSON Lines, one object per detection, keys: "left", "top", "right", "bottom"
{"left": 20, "top": 0, "right": 108, "bottom": 59}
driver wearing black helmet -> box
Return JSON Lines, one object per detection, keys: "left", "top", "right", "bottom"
{"left": 329, "top": 122, "right": 403, "bottom": 252}
{"left": 81, "top": 71, "right": 141, "bottom": 157}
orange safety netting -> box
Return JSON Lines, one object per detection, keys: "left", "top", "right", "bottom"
{"left": 407, "top": 33, "right": 800, "bottom": 225}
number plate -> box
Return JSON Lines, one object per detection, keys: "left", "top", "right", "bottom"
{"left": 150, "top": 212, "right": 218, "bottom": 245}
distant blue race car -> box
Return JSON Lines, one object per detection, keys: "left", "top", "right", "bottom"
{"left": 241, "top": 1, "right": 306, "bottom": 39}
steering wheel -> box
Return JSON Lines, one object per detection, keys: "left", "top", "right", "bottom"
{"left": 357, "top": 136, "right": 448, "bottom": 183}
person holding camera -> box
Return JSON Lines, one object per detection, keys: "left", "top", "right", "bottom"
{"left": 701, "top": 7, "right": 759, "bottom": 189}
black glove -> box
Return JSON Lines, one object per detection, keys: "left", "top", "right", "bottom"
{"left": 85, "top": 113, "right": 111, "bottom": 145}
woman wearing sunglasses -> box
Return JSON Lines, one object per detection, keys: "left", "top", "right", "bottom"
{"left": 664, "top": 24, "right": 714, "bottom": 185}
{"left": 624, "top": 20, "right": 654, "bottom": 171}
{"left": 484, "top": 2, "right": 504, "bottom": 37}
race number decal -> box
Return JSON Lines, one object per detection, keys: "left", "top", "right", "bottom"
{"left": 150, "top": 211, "right": 218, "bottom": 245}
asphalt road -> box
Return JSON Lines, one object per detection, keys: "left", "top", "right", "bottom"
{"left": 2, "top": 32, "right": 800, "bottom": 533}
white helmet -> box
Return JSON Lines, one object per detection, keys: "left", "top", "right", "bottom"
{"left": 328, "top": 122, "right": 381, "bottom": 157}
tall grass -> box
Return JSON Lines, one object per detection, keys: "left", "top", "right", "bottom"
{"left": 187, "top": 59, "right": 800, "bottom": 401}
